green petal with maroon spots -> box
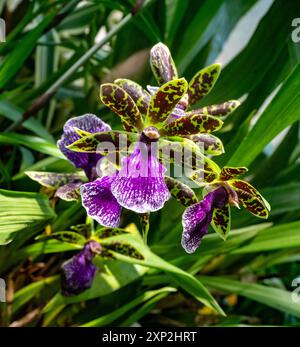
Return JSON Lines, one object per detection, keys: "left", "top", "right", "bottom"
{"left": 114, "top": 78, "right": 150, "bottom": 114}
{"left": 95, "top": 227, "right": 129, "bottom": 239}
{"left": 101, "top": 242, "right": 145, "bottom": 261}
{"left": 194, "top": 100, "right": 240, "bottom": 117}
{"left": 219, "top": 166, "right": 248, "bottom": 181}
{"left": 188, "top": 63, "right": 221, "bottom": 105}
{"left": 211, "top": 203, "right": 231, "bottom": 240}
{"left": 36, "top": 231, "right": 86, "bottom": 245}
{"left": 140, "top": 213, "right": 150, "bottom": 239}
{"left": 164, "top": 176, "right": 198, "bottom": 207}
{"left": 67, "top": 131, "right": 138, "bottom": 153}
{"left": 158, "top": 138, "right": 220, "bottom": 174}
{"left": 25, "top": 171, "right": 85, "bottom": 189}
{"left": 100, "top": 83, "right": 143, "bottom": 132}
{"left": 150, "top": 42, "right": 178, "bottom": 86}
{"left": 190, "top": 168, "right": 219, "bottom": 186}
{"left": 146, "top": 78, "right": 188, "bottom": 127}
{"left": 187, "top": 134, "right": 224, "bottom": 156}
{"left": 73, "top": 128, "right": 91, "bottom": 138}
{"left": 229, "top": 179, "right": 270, "bottom": 219}
{"left": 159, "top": 114, "right": 223, "bottom": 136}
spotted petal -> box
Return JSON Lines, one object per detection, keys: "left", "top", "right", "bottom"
{"left": 57, "top": 114, "right": 111, "bottom": 180}
{"left": 195, "top": 100, "right": 240, "bottom": 117}
{"left": 219, "top": 166, "right": 248, "bottom": 181}
{"left": 111, "top": 146, "right": 171, "bottom": 213}
{"left": 211, "top": 203, "right": 231, "bottom": 240}
{"left": 100, "top": 83, "right": 143, "bottom": 132}
{"left": 25, "top": 171, "right": 84, "bottom": 189}
{"left": 164, "top": 176, "right": 198, "bottom": 207}
{"left": 146, "top": 78, "right": 188, "bottom": 127}
{"left": 229, "top": 179, "right": 270, "bottom": 219}
{"left": 159, "top": 138, "right": 220, "bottom": 174}
{"left": 159, "top": 114, "right": 223, "bottom": 136}
{"left": 67, "top": 131, "right": 138, "bottom": 153}
{"left": 150, "top": 42, "right": 178, "bottom": 85}
{"left": 187, "top": 134, "right": 224, "bottom": 156}
{"left": 81, "top": 176, "right": 122, "bottom": 227}
{"left": 188, "top": 64, "right": 221, "bottom": 105}
{"left": 114, "top": 79, "right": 150, "bottom": 114}
{"left": 55, "top": 182, "right": 82, "bottom": 201}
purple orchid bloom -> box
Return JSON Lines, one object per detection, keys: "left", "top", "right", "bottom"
{"left": 111, "top": 135, "right": 170, "bottom": 213}
{"left": 80, "top": 130, "right": 170, "bottom": 225}
{"left": 182, "top": 186, "right": 228, "bottom": 253}
{"left": 61, "top": 240, "right": 101, "bottom": 296}
{"left": 57, "top": 114, "right": 111, "bottom": 181}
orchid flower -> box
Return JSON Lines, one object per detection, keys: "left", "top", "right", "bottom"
{"left": 26, "top": 114, "right": 111, "bottom": 201}
{"left": 61, "top": 240, "right": 101, "bottom": 296}
{"left": 68, "top": 76, "right": 223, "bottom": 226}
{"left": 181, "top": 166, "right": 270, "bottom": 253}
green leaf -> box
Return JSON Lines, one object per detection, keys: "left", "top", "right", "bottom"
{"left": 82, "top": 287, "right": 175, "bottom": 327}
{"left": 228, "top": 62, "right": 300, "bottom": 166}
{"left": 0, "top": 133, "right": 61, "bottom": 157}
{"left": 0, "top": 189, "right": 56, "bottom": 245}
{"left": 43, "top": 261, "right": 148, "bottom": 312}
{"left": 97, "top": 232, "right": 224, "bottom": 315}
{"left": 0, "top": 100, "right": 54, "bottom": 142}
{"left": 12, "top": 276, "right": 59, "bottom": 314}
{"left": 176, "top": 0, "right": 224, "bottom": 72}
{"left": 233, "top": 221, "right": 300, "bottom": 254}
{"left": 0, "top": 13, "right": 56, "bottom": 88}
{"left": 199, "top": 275, "right": 300, "bottom": 318}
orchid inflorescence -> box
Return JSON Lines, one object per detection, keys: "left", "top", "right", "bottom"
{"left": 27, "top": 43, "right": 270, "bottom": 295}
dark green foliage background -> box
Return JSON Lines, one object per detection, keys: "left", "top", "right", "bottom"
{"left": 0, "top": 0, "right": 300, "bottom": 327}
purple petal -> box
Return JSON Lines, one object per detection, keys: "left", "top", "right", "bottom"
{"left": 61, "top": 240, "right": 101, "bottom": 296}
{"left": 181, "top": 187, "right": 228, "bottom": 253}
{"left": 57, "top": 114, "right": 111, "bottom": 180}
{"left": 81, "top": 176, "right": 121, "bottom": 227}
{"left": 111, "top": 144, "right": 170, "bottom": 213}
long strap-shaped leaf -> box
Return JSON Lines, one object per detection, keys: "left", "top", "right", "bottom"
{"left": 100, "top": 84, "right": 143, "bottom": 132}
{"left": 188, "top": 63, "right": 221, "bottom": 105}
{"left": 146, "top": 78, "right": 188, "bottom": 127}
{"left": 150, "top": 42, "right": 178, "bottom": 85}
